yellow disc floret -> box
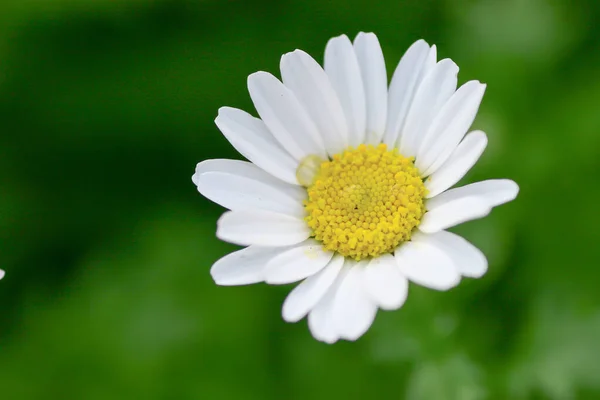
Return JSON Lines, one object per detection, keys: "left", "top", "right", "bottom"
{"left": 303, "top": 144, "right": 426, "bottom": 260}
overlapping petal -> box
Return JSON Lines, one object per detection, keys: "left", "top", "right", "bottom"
{"left": 425, "top": 131, "right": 488, "bottom": 198}
{"left": 214, "top": 107, "right": 299, "bottom": 185}
{"left": 247, "top": 71, "right": 326, "bottom": 160}
{"left": 264, "top": 239, "right": 334, "bottom": 284}
{"left": 193, "top": 159, "right": 305, "bottom": 216}
{"left": 282, "top": 254, "right": 344, "bottom": 322}
{"left": 395, "top": 237, "right": 461, "bottom": 291}
{"left": 324, "top": 34, "right": 366, "bottom": 147}
{"left": 399, "top": 58, "right": 458, "bottom": 158}
{"left": 354, "top": 32, "right": 387, "bottom": 145}
{"left": 216, "top": 210, "right": 310, "bottom": 247}
{"left": 416, "top": 81, "right": 487, "bottom": 176}
{"left": 383, "top": 39, "right": 432, "bottom": 147}
{"left": 281, "top": 49, "right": 348, "bottom": 156}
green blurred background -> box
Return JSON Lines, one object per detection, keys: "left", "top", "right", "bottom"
{"left": 1, "top": 0, "right": 599, "bottom": 398}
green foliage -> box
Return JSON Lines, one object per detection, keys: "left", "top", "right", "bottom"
{"left": 0, "top": 0, "right": 599, "bottom": 398}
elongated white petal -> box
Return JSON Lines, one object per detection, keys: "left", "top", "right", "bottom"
{"left": 419, "top": 44, "right": 438, "bottom": 82}
{"left": 399, "top": 59, "right": 458, "bottom": 158}
{"left": 197, "top": 172, "right": 304, "bottom": 217}
{"left": 331, "top": 262, "right": 378, "bottom": 341}
{"left": 308, "top": 303, "right": 339, "bottom": 344}
{"left": 427, "top": 179, "right": 520, "bottom": 209}
{"left": 194, "top": 159, "right": 305, "bottom": 217}
{"left": 324, "top": 34, "right": 366, "bottom": 147}
{"left": 214, "top": 107, "right": 299, "bottom": 185}
{"left": 281, "top": 50, "right": 348, "bottom": 156}
{"left": 217, "top": 210, "right": 310, "bottom": 247}
{"left": 308, "top": 268, "right": 349, "bottom": 344}
{"left": 194, "top": 159, "right": 303, "bottom": 198}
{"left": 419, "top": 196, "right": 491, "bottom": 233}
{"left": 416, "top": 81, "right": 487, "bottom": 176}
{"left": 247, "top": 71, "right": 326, "bottom": 160}
{"left": 0, "top": 269, "right": 4, "bottom": 280}
{"left": 363, "top": 254, "right": 409, "bottom": 310}
{"left": 264, "top": 240, "right": 333, "bottom": 284}
{"left": 421, "top": 231, "right": 488, "bottom": 278}
{"left": 383, "top": 39, "right": 432, "bottom": 147}
{"left": 210, "top": 246, "right": 283, "bottom": 286}
{"left": 395, "top": 239, "right": 461, "bottom": 291}
{"left": 425, "top": 131, "right": 488, "bottom": 198}
{"left": 282, "top": 254, "right": 344, "bottom": 322}
{"left": 192, "top": 158, "right": 306, "bottom": 201}
{"left": 354, "top": 32, "right": 387, "bottom": 144}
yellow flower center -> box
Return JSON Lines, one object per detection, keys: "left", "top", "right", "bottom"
{"left": 301, "top": 144, "right": 426, "bottom": 260}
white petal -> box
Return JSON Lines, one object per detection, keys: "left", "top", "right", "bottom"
{"left": 383, "top": 39, "right": 432, "bottom": 147}
{"left": 282, "top": 254, "right": 344, "bottom": 322}
{"left": 399, "top": 59, "right": 458, "bottom": 158}
{"left": 194, "top": 159, "right": 301, "bottom": 199}
{"left": 416, "top": 81, "right": 487, "bottom": 176}
{"left": 264, "top": 240, "right": 334, "bottom": 284}
{"left": 216, "top": 210, "right": 310, "bottom": 247}
{"left": 354, "top": 32, "right": 387, "bottom": 145}
{"left": 308, "top": 268, "right": 349, "bottom": 344}
{"left": 210, "top": 245, "right": 282, "bottom": 286}
{"left": 363, "top": 254, "right": 409, "bottom": 310}
{"left": 194, "top": 159, "right": 305, "bottom": 217}
{"left": 425, "top": 131, "right": 488, "bottom": 198}
{"left": 422, "top": 231, "right": 488, "bottom": 278}
{"left": 427, "top": 179, "right": 520, "bottom": 209}
{"left": 214, "top": 107, "right": 299, "bottom": 185}
{"left": 394, "top": 238, "right": 461, "bottom": 291}
{"left": 281, "top": 50, "right": 348, "bottom": 156}
{"left": 0, "top": 269, "right": 4, "bottom": 280}
{"left": 419, "top": 44, "right": 438, "bottom": 83}
{"left": 324, "top": 34, "right": 367, "bottom": 148}
{"left": 419, "top": 196, "right": 491, "bottom": 233}
{"left": 247, "top": 71, "right": 326, "bottom": 160}
{"left": 331, "top": 262, "right": 378, "bottom": 341}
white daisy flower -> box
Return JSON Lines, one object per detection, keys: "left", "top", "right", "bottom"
{"left": 192, "top": 33, "right": 519, "bottom": 343}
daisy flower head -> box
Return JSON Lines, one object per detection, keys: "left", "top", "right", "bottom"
{"left": 193, "top": 33, "right": 519, "bottom": 343}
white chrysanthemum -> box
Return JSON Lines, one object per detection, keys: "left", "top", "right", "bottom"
{"left": 192, "top": 33, "right": 518, "bottom": 343}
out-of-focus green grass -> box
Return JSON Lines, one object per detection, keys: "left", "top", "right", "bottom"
{"left": 0, "top": 0, "right": 599, "bottom": 399}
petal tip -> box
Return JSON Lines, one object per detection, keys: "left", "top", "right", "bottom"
{"left": 332, "top": 33, "right": 350, "bottom": 42}
{"left": 247, "top": 71, "right": 271, "bottom": 87}
{"left": 473, "top": 130, "right": 488, "bottom": 142}
{"left": 215, "top": 106, "right": 236, "bottom": 122}
{"left": 281, "top": 303, "right": 303, "bottom": 323}
{"left": 505, "top": 179, "right": 520, "bottom": 200}
{"left": 354, "top": 31, "right": 377, "bottom": 42}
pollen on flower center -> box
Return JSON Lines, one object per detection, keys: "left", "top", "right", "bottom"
{"left": 302, "top": 143, "right": 426, "bottom": 260}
